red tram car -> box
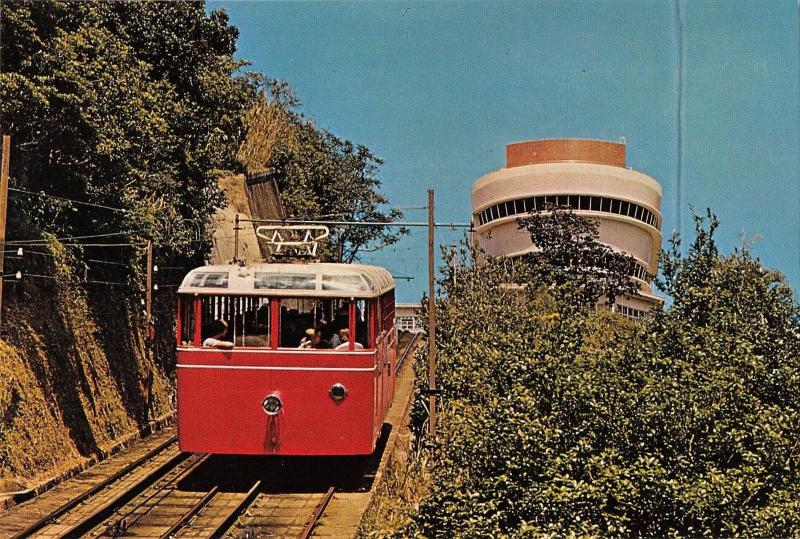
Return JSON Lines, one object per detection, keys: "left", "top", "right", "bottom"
{"left": 175, "top": 262, "right": 396, "bottom": 456}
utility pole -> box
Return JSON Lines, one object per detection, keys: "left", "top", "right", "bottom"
{"left": 0, "top": 135, "right": 10, "bottom": 330}
{"left": 145, "top": 240, "right": 153, "bottom": 324}
{"left": 427, "top": 189, "right": 437, "bottom": 438}
{"left": 233, "top": 214, "right": 240, "bottom": 264}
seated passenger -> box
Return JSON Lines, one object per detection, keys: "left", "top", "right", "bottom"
{"left": 203, "top": 319, "right": 234, "bottom": 350}
{"left": 330, "top": 328, "right": 343, "bottom": 349}
{"left": 300, "top": 327, "right": 332, "bottom": 349}
{"left": 311, "top": 327, "right": 332, "bottom": 349}
{"left": 334, "top": 328, "right": 363, "bottom": 351}
{"left": 298, "top": 328, "right": 315, "bottom": 349}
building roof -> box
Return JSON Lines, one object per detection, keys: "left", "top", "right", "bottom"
{"left": 178, "top": 262, "right": 395, "bottom": 299}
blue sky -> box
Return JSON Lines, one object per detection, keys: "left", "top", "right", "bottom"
{"left": 209, "top": 0, "right": 799, "bottom": 303}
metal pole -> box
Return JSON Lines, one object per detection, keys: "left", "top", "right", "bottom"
{"left": 0, "top": 135, "right": 10, "bottom": 330}
{"left": 145, "top": 241, "right": 152, "bottom": 323}
{"left": 427, "top": 189, "right": 437, "bottom": 438}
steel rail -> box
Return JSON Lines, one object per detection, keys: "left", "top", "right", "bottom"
{"left": 207, "top": 480, "right": 262, "bottom": 538}
{"left": 395, "top": 332, "right": 420, "bottom": 373}
{"left": 298, "top": 487, "right": 336, "bottom": 539}
{"left": 159, "top": 485, "right": 219, "bottom": 539}
{"left": 52, "top": 450, "right": 189, "bottom": 538}
{"left": 10, "top": 435, "right": 178, "bottom": 539}
{"left": 100, "top": 453, "right": 210, "bottom": 537}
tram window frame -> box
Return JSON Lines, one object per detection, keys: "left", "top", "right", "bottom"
{"left": 276, "top": 297, "right": 374, "bottom": 351}
{"left": 178, "top": 296, "right": 196, "bottom": 346}
{"left": 176, "top": 295, "right": 272, "bottom": 348}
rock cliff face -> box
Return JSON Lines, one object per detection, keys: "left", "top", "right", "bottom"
{"left": 0, "top": 239, "right": 172, "bottom": 491}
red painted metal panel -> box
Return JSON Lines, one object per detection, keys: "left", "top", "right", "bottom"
{"left": 177, "top": 349, "right": 375, "bottom": 369}
{"left": 348, "top": 300, "right": 356, "bottom": 352}
{"left": 193, "top": 298, "right": 202, "bottom": 346}
{"left": 270, "top": 299, "right": 280, "bottom": 349}
{"left": 177, "top": 348, "right": 380, "bottom": 455}
{"left": 176, "top": 297, "right": 182, "bottom": 346}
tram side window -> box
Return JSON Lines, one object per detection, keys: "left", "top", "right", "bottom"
{"left": 355, "top": 299, "right": 369, "bottom": 347}
{"left": 179, "top": 297, "right": 195, "bottom": 345}
{"left": 380, "top": 292, "right": 395, "bottom": 334}
{"left": 197, "top": 296, "right": 271, "bottom": 347}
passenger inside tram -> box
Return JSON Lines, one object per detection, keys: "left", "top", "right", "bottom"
{"left": 334, "top": 328, "right": 363, "bottom": 351}
{"left": 202, "top": 319, "right": 234, "bottom": 350}
{"left": 279, "top": 298, "right": 369, "bottom": 349}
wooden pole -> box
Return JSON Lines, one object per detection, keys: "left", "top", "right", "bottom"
{"left": 233, "top": 213, "right": 240, "bottom": 264}
{"left": 0, "top": 135, "right": 10, "bottom": 330}
{"left": 427, "top": 189, "right": 437, "bottom": 438}
{"left": 145, "top": 240, "right": 153, "bottom": 324}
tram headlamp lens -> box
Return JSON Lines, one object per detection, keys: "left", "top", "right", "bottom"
{"left": 329, "top": 383, "right": 347, "bottom": 402}
{"left": 262, "top": 394, "right": 282, "bottom": 415}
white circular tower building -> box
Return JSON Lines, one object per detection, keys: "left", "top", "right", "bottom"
{"left": 471, "top": 139, "right": 663, "bottom": 315}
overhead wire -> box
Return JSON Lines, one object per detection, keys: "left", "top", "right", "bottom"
{"left": 6, "top": 231, "right": 131, "bottom": 245}
{"left": 8, "top": 187, "right": 130, "bottom": 213}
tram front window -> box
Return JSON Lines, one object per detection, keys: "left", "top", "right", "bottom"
{"left": 278, "top": 298, "right": 370, "bottom": 350}
{"left": 184, "top": 296, "right": 271, "bottom": 347}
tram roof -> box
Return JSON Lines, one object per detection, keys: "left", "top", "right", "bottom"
{"left": 178, "top": 262, "right": 395, "bottom": 298}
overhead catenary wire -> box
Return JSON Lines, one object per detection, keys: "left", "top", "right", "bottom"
{"left": 243, "top": 218, "right": 472, "bottom": 229}
{"left": 6, "top": 231, "right": 132, "bottom": 245}
{"left": 8, "top": 187, "right": 130, "bottom": 214}
{"left": 5, "top": 241, "right": 147, "bottom": 248}
{"left": 18, "top": 272, "right": 129, "bottom": 286}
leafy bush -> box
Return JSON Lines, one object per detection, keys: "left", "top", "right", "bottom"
{"left": 397, "top": 212, "right": 800, "bottom": 537}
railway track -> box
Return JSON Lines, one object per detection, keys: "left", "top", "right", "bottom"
{"left": 6, "top": 335, "right": 419, "bottom": 538}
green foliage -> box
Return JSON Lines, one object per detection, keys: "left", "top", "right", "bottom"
{"left": 397, "top": 212, "right": 800, "bottom": 537}
{"left": 1, "top": 0, "right": 254, "bottom": 257}
{"left": 517, "top": 208, "right": 641, "bottom": 307}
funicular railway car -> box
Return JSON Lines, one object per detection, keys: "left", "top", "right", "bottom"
{"left": 176, "top": 262, "right": 396, "bottom": 456}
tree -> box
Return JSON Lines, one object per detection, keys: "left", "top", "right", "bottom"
{"left": 516, "top": 207, "right": 641, "bottom": 307}
{"left": 384, "top": 211, "right": 800, "bottom": 538}
{"left": 0, "top": 0, "right": 254, "bottom": 259}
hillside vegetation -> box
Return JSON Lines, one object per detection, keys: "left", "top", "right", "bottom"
{"left": 367, "top": 211, "right": 800, "bottom": 537}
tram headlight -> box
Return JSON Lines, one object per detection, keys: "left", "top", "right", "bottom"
{"left": 329, "top": 383, "right": 347, "bottom": 402}
{"left": 262, "top": 394, "right": 282, "bottom": 416}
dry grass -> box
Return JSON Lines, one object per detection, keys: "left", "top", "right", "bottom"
{"left": 236, "top": 92, "right": 296, "bottom": 174}
{"left": 358, "top": 434, "right": 434, "bottom": 538}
